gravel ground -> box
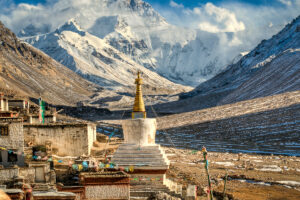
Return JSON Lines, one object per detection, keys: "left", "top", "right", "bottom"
{"left": 163, "top": 147, "right": 300, "bottom": 200}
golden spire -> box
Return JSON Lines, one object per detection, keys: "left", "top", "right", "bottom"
{"left": 132, "top": 71, "right": 146, "bottom": 119}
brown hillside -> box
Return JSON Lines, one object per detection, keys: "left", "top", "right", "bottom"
{"left": 0, "top": 21, "right": 100, "bottom": 105}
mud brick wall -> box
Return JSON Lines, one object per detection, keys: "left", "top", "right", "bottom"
{"left": 23, "top": 124, "right": 96, "bottom": 156}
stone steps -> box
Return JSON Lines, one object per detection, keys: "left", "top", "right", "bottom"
{"left": 120, "top": 144, "right": 160, "bottom": 150}
{"left": 113, "top": 157, "right": 165, "bottom": 162}
{"left": 113, "top": 154, "right": 164, "bottom": 158}
{"left": 130, "top": 184, "right": 182, "bottom": 199}
{"left": 114, "top": 149, "right": 162, "bottom": 154}
{"left": 113, "top": 161, "right": 168, "bottom": 167}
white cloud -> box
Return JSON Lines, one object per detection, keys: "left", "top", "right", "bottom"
{"left": 169, "top": 0, "right": 184, "bottom": 9}
{"left": 193, "top": 7, "right": 201, "bottom": 15}
{"left": 0, "top": 0, "right": 299, "bottom": 73}
{"left": 198, "top": 3, "right": 245, "bottom": 33}
{"left": 278, "top": 0, "right": 292, "bottom": 6}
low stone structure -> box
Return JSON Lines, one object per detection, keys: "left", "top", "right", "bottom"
{"left": 0, "top": 118, "right": 25, "bottom": 167}
{"left": 23, "top": 123, "right": 96, "bottom": 156}
{"left": 28, "top": 114, "right": 56, "bottom": 124}
{"left": 57, "top": 186, "right": 85, "bottom": 200}
{"left": 27, "top": 162, "right": 53, "bottom": 184}
{"left": 32, "top": 191, "right": 76, "bottom": 200}
{"left": 0, "top": 93, "right": 9, "bottom": 112}
{"left": 2, "top": 188, "right": 24, "bottom": 200}
{"left": 8, "top": 99, "right": 29, "bottom": 110}
{"left": 79, "top": 171, "right": 130, "bottom": 200}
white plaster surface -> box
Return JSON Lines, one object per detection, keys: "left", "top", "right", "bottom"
{"left": 24, "top": 124, "right": 96, "bottom": 156}
{"left": 122, "top": 118, "right": 156, "bottom": 146}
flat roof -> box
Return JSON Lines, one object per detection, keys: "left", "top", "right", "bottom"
{"left": 24, "top": 122, "right": 95, "bottom": 127}
{"left": 33, "top": 191, "right": 76, "bottom": 197}
{"left": 2, "top": 189, "right": 23, "bottom": 194}
{"left": 80, "top": 171, "right": 129, "bottom": 178}
{"left": 0, "top": 117, "right": 22, "bottom": 122}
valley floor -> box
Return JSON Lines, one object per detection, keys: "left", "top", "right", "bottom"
{"left": 99, "top": 138, "right": 300, "bottom": 200}
{"left": 164, "top": 147, "right": 300, "bottom": 200}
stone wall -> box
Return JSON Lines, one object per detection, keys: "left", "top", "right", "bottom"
{"left": 29, "top": 115, "right": 56, "bottom": 124}
{"left": 85, "top": 185, "right": 129, "bottom": 200}
{"left": 0, "top": 120, "right": 25, "bottom": 167}
{"left": 23, "top": 123, "right": 96, "bottom": 156}
{"left": 19, "top": 167, "right": 35, "bottom": 184}
{"left": 28, "top": 162, "right": 51, "bottom": 183}
{"left": 0, "top": 168, "right": 19, "bottom": 184}
{"left": 0, "top": 121, "right": 24, "bottom": 151}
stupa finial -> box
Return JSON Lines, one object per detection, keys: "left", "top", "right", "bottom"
{"left": 132, "top": 71, "right": 146, "bottom": 119}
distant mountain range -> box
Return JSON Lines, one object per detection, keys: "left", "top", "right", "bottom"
{"left": 18, "top": 0, "right": 239, "bottom": 87}
{"left": 23, "top": 19, "right": 188, "bottom": 94}
{"left": 156, "top": 16, "right": 300, "bottom": 113}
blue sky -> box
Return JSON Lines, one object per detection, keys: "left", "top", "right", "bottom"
{"left": 12, "top": 0, "right": 279, "bottom": 7}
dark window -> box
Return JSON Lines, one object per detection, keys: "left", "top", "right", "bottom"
{"left": 0, "top": 152, "right": 2, "bottom": 162}
{"left": 0, "top": 126, "right": 9, "bottom": 136}
{"left": 8, "top": 151, "right": 17, "bottom": 162}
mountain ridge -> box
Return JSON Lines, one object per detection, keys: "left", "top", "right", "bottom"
{"left": 17, "top": 0, "right": 240, "bottom": 87}
{"left": 0, "top": 20, "right": 101, "bottom": 106}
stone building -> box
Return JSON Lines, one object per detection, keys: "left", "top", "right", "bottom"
{"left": 23, "top": 123, "right": 97, "bottom": 156}
{"left": 0, "top": 118, "right": 25, "bottom": 167}
{"left": 79, "top": 171, "right": 130, "bottom": 200}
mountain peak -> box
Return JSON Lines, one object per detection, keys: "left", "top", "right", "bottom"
{"left": 56, "top": 18, "right": 85, "bottom": 36}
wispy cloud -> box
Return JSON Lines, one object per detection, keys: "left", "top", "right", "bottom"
{"left": 169, "top": 0, "right": 184, "bottom": 9}
{"left": 278, "top": 0, "right": 292, "bottom": 6}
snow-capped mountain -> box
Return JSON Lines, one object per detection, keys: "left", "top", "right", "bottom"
{"left": 180, "top": 16, "right": 300, "bottom": 108}
{"left": 25, "top": 19, "right": 188, "bottom": 94}
{"left": 0, "top": 21, "right": 99, "bottom": 106}
{"left": 19, "top": 0, "right": 235, "bottom": 87}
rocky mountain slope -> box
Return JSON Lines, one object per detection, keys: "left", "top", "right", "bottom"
{"left": 18, "top": 0, "right": 236, "bottom": 87}
{"left": 156, "top": 15, "right": 300, "bottom": 113}
{"left": 0, "top": 21, "right": 100, "bottom": 105}
{"left": 101, "top": 90, "right": 300, "bottom": 155}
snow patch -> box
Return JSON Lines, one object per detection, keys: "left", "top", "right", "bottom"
{"left": 276, "top": 181, "right": 300, "bottom": 186}
{"left": 259, "top": 165, "right": 282, "bottom": 172}
{"left": 214, "top": 162, "right": 235, "bottom": 167}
